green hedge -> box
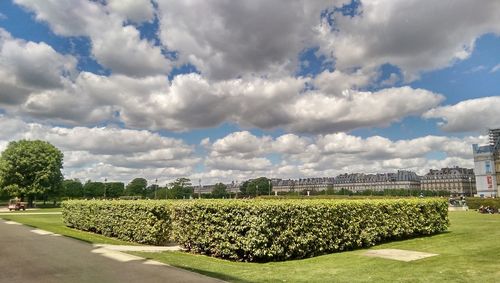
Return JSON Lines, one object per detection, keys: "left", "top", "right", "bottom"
{"left": 466, "top": 197, "right": 500, "bottom": 210}
{"left": 62, "top": 200, "right": 171, "bottom": 245}
{"left": 62, "top": 198, "right": 448, "bottom": 262}
{"left": 171, "top": 199, "right": 448, "bottom": 262}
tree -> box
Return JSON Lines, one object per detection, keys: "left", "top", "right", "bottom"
{"left": 63, "top": 179, "right": 83, "bottom": 198}
{"left": 83, "top": 181, "right": 104, "bottom": 198}
{"left": 239, "top": 180, "right": 250, "bottom": 196}
{"left": 241, "top": 177, "right": 272, "bottom": 197}
{"left": 325, "top": 184, "right": 335, "bottom": 195}
{"left": 106, "top": 182, "right": 125, "bottom": 198}
{"left": 125, "top": 178, "right": 147, "bottom": 196}
{"left": 168, "top": 177, "right": 193, "bottom": 199}
{"left": 211, "top": 183, "right": 228, "bottom": 198}
{"left": 0, "top": 140, "right": 64, "bottom": 205}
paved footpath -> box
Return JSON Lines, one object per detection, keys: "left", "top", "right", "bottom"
{"left": 0, "top": 220, "right": 225, "bottom": 283}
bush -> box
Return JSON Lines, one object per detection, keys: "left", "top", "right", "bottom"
{"left": 62, "top": 200, "right": 171, "bottom": 245}
{"left": 466, "top": 197, "right": 500, "bottom": 210}
{"left": 171, "top": 198, "right": 448, "bottom": 262}
{"left": 62, "top": 198, "right": 448, "bottom": 262}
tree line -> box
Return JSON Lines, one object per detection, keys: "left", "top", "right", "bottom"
{"left": 0, "top": 139, "right": 450, "bottom": 205}
{"left": 0, "top": 140, "right": 234, "bottom": 204}
{"left": 60, "top": 177, "right": 197, "bottom": 199}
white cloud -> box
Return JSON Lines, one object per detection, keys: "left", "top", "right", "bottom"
{"left": 91, "top": 24, "right": 170, "bottom": 77}
{"left": 106, "top": 0, "right": 154, "bottom": 23}
{"left": 209, "top": 131, "right": 272, "bottom": 158}
{"left": 423, "top": 96, "right": 500, "bottom": 132}
{"left": 3, "top": 68, "right": 443, "bottom": 134}
{"left": 490, "top": 63, "right": 500, "bottom": 73}
{"left": 0, "top": 29, "right": 77, "bottom": 105}
{"left": 156, "top": 0, "right": 348, "bottom": 80}
{"left": 0, "top": 116, "right": 198, "bottom": 183}
{"left": 272, "top": 134, "right": 311, "bottom": 155}
{"left": 2, "top": 0, "right": 496, "bottom": 185}
{"left": 380, "top": 73, "right": 400, "bottom": 87}
{"left": 121, "top": 75, "right": 442, "bottom": 134}
{"left": 14, "top": 0, "right": 98, "bottom": 36}
{"left": 206, "top": 156, "right": 272, "bottom": 172}
{"left": 288, "top": 86, "right": 443, "bottom": 133}
{"left": 198, "top": 130, "right": 483, "bottom": 182}
{"left": 15, "top": 0, "right": 171, "bottom": 77}
{"left": 313, "top": 69, "right": 375, "bottom": 95}
{"left": 10, "top": 71, "right": 166, "bottom": 126}
{"left": 6, "top": 0, "right": 493, "bottom": 136}
{"left": 0, "top": 115, "right": 482, "bottom": 184}
{"left": 20, "top": 88, "right": 114, "bottom": 126}
{"left": 14, "top": 0, "right": 500, "bottom": 83}
{"left": 464, "top": 65, "right": 486, "bottom": 74}
{"left": 319, "top": 0, "right": 500, "bottom": 80}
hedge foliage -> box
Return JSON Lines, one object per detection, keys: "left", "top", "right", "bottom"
{"left": 466, "top": 197, "right": 500, "bottom": 210}
{"left": 172, "top": 199, "right": 448, "bottom": 261}
{"left": 62, "top": 198, "right": 448, "bottom": 262}
{"left": 62, "top": 200, "right": 171, "bottom": 245}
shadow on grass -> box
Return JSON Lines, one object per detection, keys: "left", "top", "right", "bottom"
{"left": 171, "top": 265, "right": 252, "bottom": 283}
{"left": 375, "top": 230, "right": 452, "bottom": 246}
{"left": 62, "top": 233, "right": 94, "bottom": 244}
{"left": 137, "top": 253, "right": 252, "bottom": 283}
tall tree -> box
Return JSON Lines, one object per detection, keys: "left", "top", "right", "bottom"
{"left": 211, "top": 183, "right": 228, "bottom": 198}
{"left": 125, "top": 178, "right": 148, "bottom": 196}
{"left": 239, "top": 180, "right": 250, "bottom": 196}
{"left": 63, "top": 179, "right": 83, "bottom": 198}
{"left": 244, "top": 177, "right": 272, "bottom": 196}
{"left": 83, "top": 181, "right": 105, "bottom": 198}
{"left": 0, "top": 140, "right": 64, "bottom": 205}
{"left": 145, "top": 183, "right": 160, "bottom": 199}
{"left": 168, "top": 177, "right": 193, "bottom": 199}
{"left": 106, "top": 182, "right": 125, "bottom": 198}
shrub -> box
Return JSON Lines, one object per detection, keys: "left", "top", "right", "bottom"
{"left": 62, "top": 198, "right": 448, "bottom": 262}
{"left": 466, "top": 197, "right": 500, "bottom": 210}
{"left": 62, "top": 200, "right": 171, "bottom": 245}
{"left": 171, "top": 199, "right": 448, "bottom": 262}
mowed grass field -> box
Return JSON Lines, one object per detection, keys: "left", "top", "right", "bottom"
{"left": 2, "top": 209, "right": 500, "bottom": 282}
{"left": 0, "top": 209, "right": 134, "bottom": 245}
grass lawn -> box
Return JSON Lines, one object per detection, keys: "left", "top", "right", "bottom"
{"left": 0, "top": 207, "right": 63, "bottom": 213}
{"left": 0, "top": 208, "right": 135, "bottom": 245}
{"left": 129, "top": 212, "right": 500, "bottom": 283}
{"left": 2, "top": 209, "right": 500, "bottom": 282}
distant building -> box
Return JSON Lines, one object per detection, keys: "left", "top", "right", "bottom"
{"left": 272, "top": 178, "right": 334, "bottom": 192}
{"left": 194, "top": 181, "right": 241, "bottom": 195}
{"left": 333, "top": 170, "right": 421, "bottom": 192}
{"left": 271, "top": 171, "right": 421, "bottom": 193}
{"left": 420, "top": 167, "right": 475, "bottom": 196}
{"left": 472, "top": 129, "right": 500, "bottom": 197}
{"left": 202, "top": 167, "right": 478, "bottom": 196}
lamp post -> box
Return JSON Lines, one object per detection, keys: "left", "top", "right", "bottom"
{"left": 198, "top": 179, "right": 202, "bottom": 199}
{"left": 468, "top": 176, "right": 473, "bottom": 197}
{"left": 165, "top": 181, "right": 168, "bottom": 200}
{"left": 268, "top": 179, "right": 271, "bottom": 196}
{"left": 154, "top": 178, "right": 158, "bottom": 199}
{"left": 104, "top": 178, "right": 107, "bottom": 199}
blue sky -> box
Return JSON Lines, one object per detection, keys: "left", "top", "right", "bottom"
{"left": 0, "top": 0, "right": 499, "bottom": 184}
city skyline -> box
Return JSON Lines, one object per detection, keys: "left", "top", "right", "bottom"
{"left": 0, "top": 1, "right": 499, "bottom": 184}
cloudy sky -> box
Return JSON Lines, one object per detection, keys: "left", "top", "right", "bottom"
{"left": 0, "top": 0, "right": 499, "bottom": 185}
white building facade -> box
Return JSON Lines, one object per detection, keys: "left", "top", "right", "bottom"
{"left": 420, "top": 167, "right": 475, "bottom": 196}
{"left": 472, "top": 129, "right": 500, "bottom": 197}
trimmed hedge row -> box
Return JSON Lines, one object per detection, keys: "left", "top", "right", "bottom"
{"left": 62, "top": 198, "right": 448, "bottom": 262}
{"left": 171, "top": 199, "right": 448, "bottom": 261}
{"left": 62, "top": 200, "right": 171, "bottom": 245}
{"left": 466, "top": 197, "right": 500, "bottom": 210}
